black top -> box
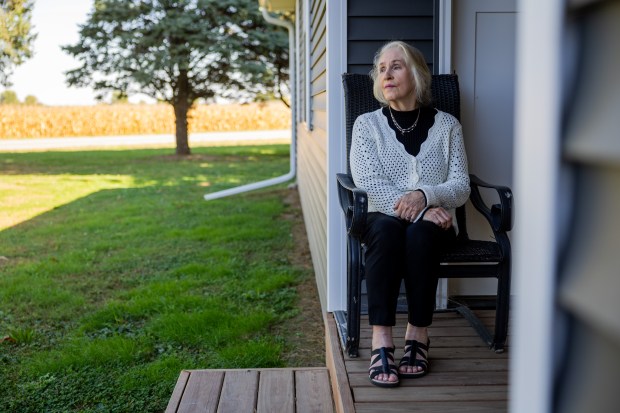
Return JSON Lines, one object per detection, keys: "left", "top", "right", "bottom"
{"left": 382, "top": 106, "right": 437, "bottom": 157}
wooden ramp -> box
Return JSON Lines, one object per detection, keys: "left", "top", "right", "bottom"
{"left": 166, "top": 367, "right": 334, "bottom": 413}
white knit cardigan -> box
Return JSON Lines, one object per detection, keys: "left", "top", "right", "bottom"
{"left": 350, "top": 108, "right": 470, "bottom": 218}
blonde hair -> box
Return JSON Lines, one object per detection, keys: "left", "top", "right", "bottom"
{"left": 370, "top": 41, "right": 432, "bottom": 107}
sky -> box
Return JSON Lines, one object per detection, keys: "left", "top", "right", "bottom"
{"left": 10, "top": 1, "right": 109, "bottom": 106}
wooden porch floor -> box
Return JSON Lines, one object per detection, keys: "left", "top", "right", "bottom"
{"left": 326, "top": 310, "right": 510, "bottom": 413}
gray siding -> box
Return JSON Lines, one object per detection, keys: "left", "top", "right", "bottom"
{"left": 297, "top": 0, "right": 328, "bottom": 310}
{"left": 347, "top": 0, "right": 436, "bottom": 74}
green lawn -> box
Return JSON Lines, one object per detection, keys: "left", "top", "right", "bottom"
{"left": 0, "top": 145, "right": 310, "bottom": 412}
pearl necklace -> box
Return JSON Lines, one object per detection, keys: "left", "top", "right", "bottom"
{"left": 388, "top": 106, "right": 421, "bottom": 135}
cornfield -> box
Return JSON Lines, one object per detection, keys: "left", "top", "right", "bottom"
{"left": 0, "top": 101, "right": 291, "bottom": 139}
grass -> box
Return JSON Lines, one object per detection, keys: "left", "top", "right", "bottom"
{"left": 0, "top": 144, "right": 310, "bottom": 412}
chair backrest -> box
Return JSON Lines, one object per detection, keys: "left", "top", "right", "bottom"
{"left": 342, "top": 73, "right": 461, "bottom": 174}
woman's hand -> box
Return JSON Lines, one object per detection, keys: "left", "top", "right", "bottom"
{"left": 422, "top": 207, "right": 452, "bottom": 229}
{"left": 394, "top": 191, "right": 426, "bottom": 222}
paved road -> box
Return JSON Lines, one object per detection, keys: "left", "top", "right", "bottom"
{"left": 0, "top": 129, "right": 291, "bottom": 152}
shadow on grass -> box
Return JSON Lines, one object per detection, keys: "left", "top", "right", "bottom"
{"left": 0, "top": 145, "right": 290, "bottom": 190}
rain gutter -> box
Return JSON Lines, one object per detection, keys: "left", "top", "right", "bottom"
{"left": 204, "top": 8, "right": 296, "bottom": 201}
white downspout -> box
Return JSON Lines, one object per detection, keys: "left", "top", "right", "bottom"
{"left": 204, "top": 8, "right": 296, "bottom": 201}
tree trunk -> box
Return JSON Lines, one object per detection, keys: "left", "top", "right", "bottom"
{"left": 173, "top": 68, "right": 191, "bottom": 155}
{"left": 173, "top": 101, "right": 190, "bottom": 155}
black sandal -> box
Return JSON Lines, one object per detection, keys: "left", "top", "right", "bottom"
{"left": 398, "top": 339, "right": 430, "bottom": 378}
{"left": 368, "top": 346, "right": 400, "bottom": 388}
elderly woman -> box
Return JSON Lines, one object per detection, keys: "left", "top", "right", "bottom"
{"left": 350, "top": 41, "right": 470, "bottom": 388}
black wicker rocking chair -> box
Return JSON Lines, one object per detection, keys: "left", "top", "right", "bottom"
{"left": 336, "top": 73, "right": 513, "bottom": 357}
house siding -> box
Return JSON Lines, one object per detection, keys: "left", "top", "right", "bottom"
{"left": 297, "top": 0, "right": 329, "bottom": 310}
{"left": 347, "top": 0, "right": 436, "bottom": 74}
{"left": 554, "top": 2, "right": 620, "bottom": 411}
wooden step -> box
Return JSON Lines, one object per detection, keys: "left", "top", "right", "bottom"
{"left": 166, "top": 367, "right": 334, "bottom": 413}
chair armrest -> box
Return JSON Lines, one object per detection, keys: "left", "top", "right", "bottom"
{"left": 469, "top": 174, "right": 513, "bottom": 233}
{"left": 336, "top": 173, "right": 368, "bottom": 238}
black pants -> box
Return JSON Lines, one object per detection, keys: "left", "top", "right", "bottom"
{"left": 362, "top": 212, "right": 456, "bottom": 327}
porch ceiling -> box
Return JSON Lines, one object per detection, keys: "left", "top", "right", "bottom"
{"left": 258, "top": 0, "right": 295, "bottom": 13}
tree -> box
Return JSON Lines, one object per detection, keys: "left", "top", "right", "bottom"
{"left": 0, "top": 0, "right": 36, "bottom": 87}
{"left": 23, "top": 93, "right": 37, "bottom": 104}
{"left": 63, "top": 0, "right": 289, "bottom": 155}
{"left": 109, "top": 90, "right": 128, "bottom": 104}
{"left": 0, "top": 89, "right": 18, "bottom": 103}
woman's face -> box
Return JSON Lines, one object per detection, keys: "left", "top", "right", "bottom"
{"left": 377, "top": 47, "right": 416, "bottom": 110}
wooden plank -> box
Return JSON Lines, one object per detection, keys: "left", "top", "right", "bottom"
{"left": 430, "top": 316, "right": 497, "bottom": 327}
{"left": 358, "top": 314, "right": 496, "bottom": 324}
{"left": 295, "top": 369, "right": 334, "bottom": 413}
{"left": 165, "top": 370, "right": 190, "bottom": 413}
{"left": 357, "top": 310, "right": 497, "bottom": 320}
{"left": 177, "top": 370, "right": 224, "bottom": 413}
{"left": 354, "top": 400, "right": 507, "bottom": 413}
{"left": 217, "top": 370, "right": 258, "bottom": 413}
{"left": 359, "top": 323, "right": 488, "bottom": 334}
{"left": 356, "top": 334, "right": 499, "bottom": 348}
{"left": 353, "top": 346, "right": 508, "bottom": 360}
{"left": 257, "top": 370, "right": 295, "bottom": 413}
{"left": 325, "top": 315, "right": 356, "bottom": 413}
{"left": 352, "top": 385, "right": 508, "bottom": 402}
{"left": 348, "top": 370, "right": 508, "bottom": 387}
{"left": 355, "top": 336, "right": 501, "bottom": 350}
{"left": 428, "top": 347, "right": 508, "bottom": 359}
{"left": 345, "top": 358, "right": 508, "bottom": 373}
{"left": 359, "top": 326, "right": 485, "bottom": 338}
